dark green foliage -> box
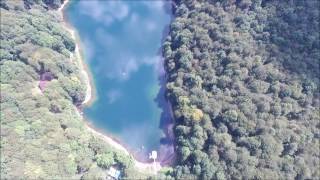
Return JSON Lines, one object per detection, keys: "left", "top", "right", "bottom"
{"left": 22, "top": 0, "right": 63, "bottom": 9}
{"left": 165, "top": 0, "right": 320, "bottom": 179}
{"left": 0, "top": 1, "right": 135, "bottom": 179}
{"left": 1, "top": 0, "right": 319, "bottom": 179}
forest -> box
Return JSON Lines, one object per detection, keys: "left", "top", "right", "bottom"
{"left": 162, "top": 0, "right": 319, "bottom": 179}
{"left": 0, "top": 0, "right": 145, "bottom": 179}
{"left": 0, "top": 0, "right": 319, "bottom": 179}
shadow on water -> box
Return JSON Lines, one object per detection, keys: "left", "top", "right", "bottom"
{"left": 153, "top": 0, "right": 176, "bottom": 166}
{"left": 66, "top": 0, "right": 178, "bottom": 164}
{"left": 155, "top": 74, "right": 176, "bottom": 166}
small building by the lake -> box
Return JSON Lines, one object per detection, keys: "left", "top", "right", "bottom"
{"left": 149, "top": 150, "right": 157, "bottom": 162}
{"left": 107, "top": 167, "right": 120, "bottom": 180}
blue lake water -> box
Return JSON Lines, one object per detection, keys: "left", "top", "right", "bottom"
{"left": 65, "top": 0, "right": 172, "bottom": 159}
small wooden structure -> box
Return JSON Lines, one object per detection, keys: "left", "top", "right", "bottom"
{"left": 107, "top": 167, "right": 120, "bottom": 180}
{"left": 149, "top": 150, "right": 157, "bottom": 162}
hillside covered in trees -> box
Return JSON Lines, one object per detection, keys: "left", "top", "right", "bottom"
{"left": 1, "top": 0, "right": 319, "bottom": 179}
{"left": 163, "top": 0, "right": 319, "bottom": 179}
{"left": 0, "top": 0, "right": 141, "bottom": 179}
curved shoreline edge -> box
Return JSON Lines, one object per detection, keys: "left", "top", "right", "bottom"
{"left": 58, "top": 0, "right": 161, "bottom": 174}
{"left": 58, "top": 0, "right": 95, "bottom": 106}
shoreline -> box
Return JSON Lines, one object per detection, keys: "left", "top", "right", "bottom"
{"left": 59, "top": 0, "right": 96, "bottom": 107}
{"left": 58, "top": 0, "right": 161, "bottom": 173}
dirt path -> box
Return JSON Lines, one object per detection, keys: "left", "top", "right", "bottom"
{"left": 58, "top": 0, "right": 161, "bottom": 174}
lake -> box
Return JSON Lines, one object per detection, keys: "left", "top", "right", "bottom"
{"left": 65, "top": 0, "right": 173, "bottom": 161}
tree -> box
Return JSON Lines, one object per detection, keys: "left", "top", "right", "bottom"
{"left": 95, "top": 152, "right": 115, "bottom": 169}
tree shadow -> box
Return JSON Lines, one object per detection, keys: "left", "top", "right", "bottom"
{"left": 264, "top": 1, "right": 319, "bottom": 85}
{"left": 153, "top": 0, "right": 176, "bottom": 165}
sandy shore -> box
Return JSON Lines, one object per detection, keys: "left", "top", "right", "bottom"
{"left": 86, "top": 122, "right": 161, "bottom": 173}
{"left": 58, "top": 0, "right": 161, "bottom": 174}
{"left": 58, "top": 0, "right": 93, "bottom": 105}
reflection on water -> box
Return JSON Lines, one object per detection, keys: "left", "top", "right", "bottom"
{"left": 66, "top": 0, "right": 173, "bottom": 161}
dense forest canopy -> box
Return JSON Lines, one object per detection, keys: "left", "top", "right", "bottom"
{"left": 0, "top": 0, "right": 145, "bottom": 179}
{"left": 163, "top": 0, "right": 319, "bottom": 179}
{"left": 1, "top": 0, "right": 319, "bottom": 179}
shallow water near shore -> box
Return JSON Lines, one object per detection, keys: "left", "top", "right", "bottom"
{"left": 65, "top": 0, "right": 172, "bottom": 160}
